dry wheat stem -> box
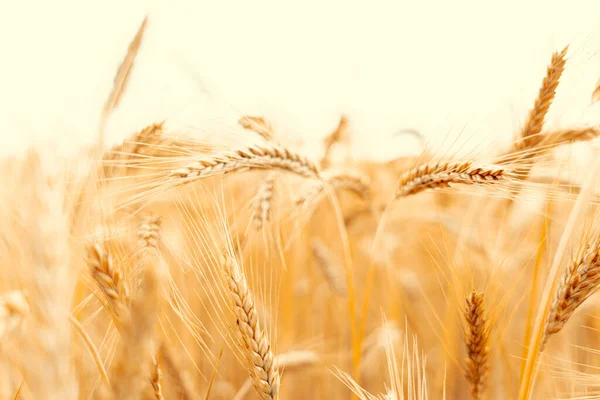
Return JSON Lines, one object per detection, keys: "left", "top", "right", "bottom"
{"left": 395, "top": 161, "right": 509, "bottom": 198}
{"left": 170, "top": 144, "right": 319, "bottom": 184}
{"left": 252, "top": 172, "right": 278, "bottom": 230}
{"left": 224, "top": 256, "right": 280, "bottom": 400}
{"left": 518, "top": 46, "right": 568, "bottom": 147}
{"left": 543, "top": 236, "right": 600, "bottom": 347}
{"left": 464, "top": 291, "right": 490, "bottom": 400}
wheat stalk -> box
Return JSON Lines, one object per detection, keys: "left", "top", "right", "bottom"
{"left": 170, "top": 144, "right": 319, "bottom": 184}
{"left": 224, "top": 256, "right": 280, "bottom": 400}
{"left": 396, "top": 161, "right": 509, "bottom": 198}
{"left": 464, "top": 290, "right": 490, "bottom": 400}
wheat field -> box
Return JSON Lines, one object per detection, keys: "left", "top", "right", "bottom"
{"left": 4, "top": 15, "right": 600, "bottom": 400}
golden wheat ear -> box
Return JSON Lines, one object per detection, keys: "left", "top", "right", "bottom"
{"left": 464, "top": 290, "right": 490, "bottom": 400}
{"left": 543, "top": 234, "right": 600, "bottom": 348}
{"left": 170, "top": 143, "right": 320, "bottom": 184}
{"left": 517, "top": 46, "right": 568, "bottom": 150}
{"left": 99, "top": 16, "right": 148, "bottom": 151}
{"left": 223, "top": 255, "right": 280, "bottom": 400}
{"left": 395, "top": 161, "right": 509, "bottom": 199}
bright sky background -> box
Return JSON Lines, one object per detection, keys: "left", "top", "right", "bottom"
{"left": 2, "top": 0, "right": 600, "bottom": 160}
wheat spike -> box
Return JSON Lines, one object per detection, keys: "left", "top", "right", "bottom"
{"left": 99, "top": 16, "right": 148, "bottom": 153}
{"left": 0, "top": 291, "right": 29, "bottom": 340}
{"left": 87, "top": 242, "right": 130, "bottom": 321}
{"left": 251, "top": 172, "right": 278, "bottom": 230}
{"left": 110, "top": 263, "right": 161, "bottom": 400}
{"left": 170, "top": 144, "right": 319, "bottom": 183}
{"left": 396, "top": 161, "right": 508, "bottom": 198}
{"left": 543, "top": 236, "right": 600, "bottom": 347}
{"left": 311, "top": 239, "right": 347, "bottom": 295}
{"left": 518, "top": 46, "right": 568, "bottom": 149}
{"left": 321, "top": 115, "right": 349, "bottom": 169}
{"left": 102, "top": 122, "right": 165, "bottom": 178}
{"left": 239, "top": 116, "right": 274, "bottom": 140}
{"left": 151, "top": 354, "right": 164, "bottom": 400}
{"left": 224, "top": 256, "right": 279, "bottom": 400}
{"left": 296, "top": 170, "right": 371, "bottom": 207}
{"left": 464, "top": 290, "right": 490, "bottom": 400}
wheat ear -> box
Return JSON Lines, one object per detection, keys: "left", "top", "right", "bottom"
{"left": 170, "top": 144, "right": 319, "bottom": 184}
{"left": 87, "top": 243, "right": 130, "bottom": 322}
{"left": 102, "top": 122, "right": 165, "bottom": 178}
{"left": 311, "top": 239, "right": 347, "bottom": 295}
{"left": 321, "top": 115, "right": 349, "bottom": 169}
{"left": 151, "top": 354, "right": 164, "bottom": 400}
{"left": 224, "top": 256, "right": 279, "bottom": 400}
{"left": 543, "top": 236, "right": 600, "bottom": 347}
{"left": 464, "top": 290, "right": 490, "bottom": 400}
{"left": 251, "top": 172, "right": 278, "bottom": 230}
{"left": 99, "top": 16, "right": 148, "bottom": 152}
{"left": 0, "top": 291, "right": 29, "bottom": 340}
{"left": 239, "top": 116, "right": 274, "bottom": 140}
{"left": 517, "top": 46, "right": 568, "bottom": 149}
{"left": 296, "top": 170, "right": 371, "bottom": 207}
{"left": 109, "top": 262, "right": 161, "bottom": 400}
{"left": 396, "top": 161, "right": 509, "bottom": 198}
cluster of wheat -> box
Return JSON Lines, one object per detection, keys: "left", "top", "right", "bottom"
{"left": 4, "top": 17, "right": 600, "bottom": 400}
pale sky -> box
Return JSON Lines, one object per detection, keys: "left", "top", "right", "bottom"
{"left": 2, "top": 0, "right": 600, "bottom": 160}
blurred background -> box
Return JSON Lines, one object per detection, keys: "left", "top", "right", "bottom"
{"left": 2, "top": 0, "right": 600, "bottom": 160}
